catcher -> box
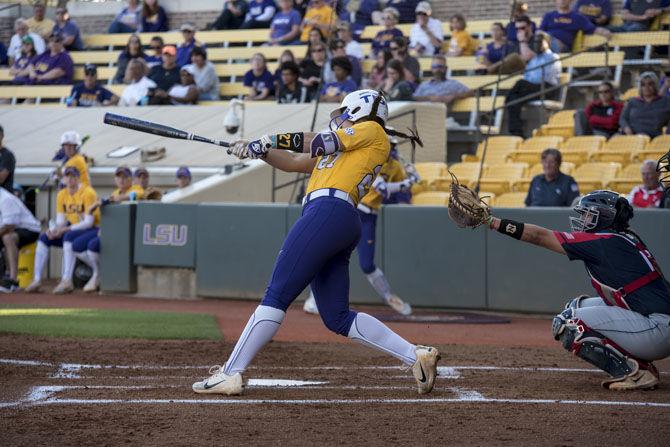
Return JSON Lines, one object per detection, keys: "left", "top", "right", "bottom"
{"left": 448, "top": 178, "right": 670, "bottom": 390}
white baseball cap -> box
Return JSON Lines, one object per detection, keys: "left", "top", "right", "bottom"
{"left": 415, "top": 1, "right": 432, "bottom": 15}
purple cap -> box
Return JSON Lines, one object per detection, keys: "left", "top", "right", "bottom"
{"left": 63, "top": 166, "right": 80, "bottom": 176}
{"left": 134, "top": 167, "right": 149, "bottom": 177}
{"left": 176, "top": 166, "right": 191, "bottom": 178}
{"left": 115, "top": 166, "right": 132, "bottom": 177}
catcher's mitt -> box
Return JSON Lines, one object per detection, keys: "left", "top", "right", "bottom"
{"left": 447, "top": 171, "right": 491, "bottom": 229}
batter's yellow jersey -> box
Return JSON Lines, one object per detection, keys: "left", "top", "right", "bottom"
{"left": 306, "top": 121, "right": 390, "bottom": 205}
{"left": 64, "top": 154, "right": 90, "bottom": 187}
{"left": 56, "top": 184, "right": 100, "bottom": 226}
{"left": 360, "top": 157, "right": 407, "bottom": 210}
{"left": 111, "top": 184, "right": 145, "bottom": 200}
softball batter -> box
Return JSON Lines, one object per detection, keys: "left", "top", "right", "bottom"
{"left": 192, "top": 90, "right": 440, "bottom": 396}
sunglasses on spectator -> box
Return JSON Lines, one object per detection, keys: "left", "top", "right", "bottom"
{"left": 516, "top": 25, "right": 527, "bottom": 30}
{"left": 151, "top": 46, "right": 162, "bottom": 51}
{"left": 598, "top": 89, "right": 612, "bottom": 94}
{"left": 641, "top": 81, "right": 656, "bottom": 86}
{"left": 311, "top": 48, "right": 325, "bottom": 53}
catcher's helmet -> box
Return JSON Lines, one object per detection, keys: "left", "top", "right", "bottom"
{"left": 570, "top": 190, "right": 633, "bottom": 233}
{"left": 657, "top": 150, "right": 669, "bottom": 191}
{"left": 329, "top": 89, "right": 388, "bottom": 130}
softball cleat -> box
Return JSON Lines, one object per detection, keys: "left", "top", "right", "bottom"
{"left": 303, "top": 295, "right": 319, "bottom": 315}
{"left": 192, "top": 364, "right": 244, "bottom": 395}
{"left": 24, "top": 280, "right": 42, "bottom": 293}
{"left": 52, "top": 280, "right": 74, "bottom": 295}
{"left": 386, "top": 294, "right": 412, "bottom": 316}
{"left": 412, "top": 345, "right": 440, "bottom": 394}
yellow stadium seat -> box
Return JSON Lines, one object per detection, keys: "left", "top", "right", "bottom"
{"left": 70, "top": 50, "right": 118, "bottom": 65}
{"left": 479, "top": 192, "right": 496, "bottom": 207}
{"left": 534, "top": 110, "right": 576, "bottom": 138}
{"left": 0, "top": 85, "right": 71, "bottom": 104}
{"left": 445, "top": 162, "right": 483, "bottom": 182}
{"left": 220, "top": 83, "right": 248, "bottom": 97}
{"left": 621, "top": 87, "right": 638, "bottom": 101}
{"left": 478, "top": 163, "right": 528, "bottom": 195}
{"left": 462, "top": 136, "right": 522, "bottom": 163}
{"left": 607, "top": 180, "right": 640, "bottom": 195}
{"left": 633, "top": 135, "right": 670, "bottom": 162}
{"left": 590, "top": 135, "right": 649, "bottom": 164}
{"left": 562, "top": 135, "right": 606, "bottom": 151}
{"left": 495, "top": 192, "right": 527, "bottom": 208}
{"left": 573, "top": 162, "right": 622, "bottom": 192}
{"left": 412, "top": 191, "right": 450, "bottom": 206}
{"left": 619, "top": 163, "right": 642, "bottom": 179}
{"left": 506, "top": 136, "right": 564, "bottom": 164}
{"left": 414, "top": 162, "right": 447, "bottom": 190}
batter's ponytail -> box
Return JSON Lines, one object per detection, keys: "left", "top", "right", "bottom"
{"left": 368, "top": 90, "right": 424, "bottom": 150}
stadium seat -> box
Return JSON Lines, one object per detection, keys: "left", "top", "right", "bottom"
{"left": 589, "top": 134, "right": 650, "bottom": 164}
{"left": 573, "top": 162, "right": 622, "bottom": 192}
{"left": 619, "top": 163, "right": 643, "bottom": 179}
{"left": 411, "top": 191, "right": 450, "bottom": 206}
{"left": 0, "top": 85, "right": 71, "bottom": 104}
{"left": 533, "top": 109, "right": 575, "bottom": 138}
{"left": 70, "top": 50, "right": 120, "bottom": 65}
{"left": 621, "top": 87, "right": 638, "bottom": 101}
{"left": 479, "top": 192, "right": 496, "bottom": 207}
{"left": 527, "top": 73, "right": 571, "bottom": 112}
{"left": 478, "top": 163, "right": 528, "bottom": 195}
{"left": 462, "top": 136, "right": 522, "bottom": 163}
{"left": 633, "top": 135, "right": 670, "bottom": 162}
{"left": 432, "top": 162, "right": 483, "bottom": 190}
{"left": 451, "top": 96, "right": 506, "bottom": 134}
{"left": 607, "top": 179, "right": 639, "bottom": 195}
{"left": 582, "top": 31, "right": 670, "bottom": 65}
{"left": 559, "top": 136, "right": 606, "bottom": 165}
{"left": 219, "top": 83, "right": 248, "bottom": 98}
{"left": 414, "top": 162, "right": 447, "bottom": 190}
{"left": 562, "top": 51, "right": 624, "bottom": 87}
{"left": 506, "top": 136, "right": 564, "bottom": 164}
{"left": 494, "top": 192, "right": 527, "bottom": 208}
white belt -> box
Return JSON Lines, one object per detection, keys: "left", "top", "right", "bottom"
{"left": 356, "top": 203, "right": 377, "bottom": 215}
{"left": 303, "top": 188, "right": 354, "bottom": 207}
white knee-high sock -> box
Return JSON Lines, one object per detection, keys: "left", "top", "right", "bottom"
{"left": 33, "top": 241, "right": 49, "bottom": 281}
{"left": 224, "top": 305, "right": 285, "bottom": 375}
{"left": 348, "top": 312, "right": 416, "bottom": 365}
{"left": 75, "top": 252, "right": 92, "bottom": 268}
{"left": 87, "top": 250, "right": 99, "bottom": 276}
{"left": 366, "top": 268, "right": 392, "bottom": 301}
{"left": 62, "top": 242, "right": 76, "bottom": 282}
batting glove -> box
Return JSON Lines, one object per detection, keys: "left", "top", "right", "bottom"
{"left": 230, "top": 139, "right": 250, "bottom": 159}
{"left": 373, "top": 176, "right": 389, "bottom": 198}
{"left": 247, "top": 134, "right": 273, "bottom": 159}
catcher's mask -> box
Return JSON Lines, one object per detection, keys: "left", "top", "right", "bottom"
{"left": 657, "top": 150, "right": 670, "bottom": 192}
{"left": 570, "top": 190, "right": 633, "bottom": 233}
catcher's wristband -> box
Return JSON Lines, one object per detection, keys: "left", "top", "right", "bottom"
{"left": 272, "top": 132, "right": 304, "bottom": 153}
{"left": 497, "top": 219, "right": 525, "bottom": 240}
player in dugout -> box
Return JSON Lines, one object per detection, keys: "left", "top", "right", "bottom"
{"left": 25, "top": 166, "right": 100, "bottom": 294}
{"left": 303, "top": 133, "right": 418, "bottom": 316}
{"left": 191, "top": 89, "right": 440, "bottom": 396}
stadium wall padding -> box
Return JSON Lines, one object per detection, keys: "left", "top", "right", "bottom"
{"left": 103, "top": 203, "right": 670, "bottom": 313}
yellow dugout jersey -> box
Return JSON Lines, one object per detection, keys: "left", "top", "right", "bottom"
{"left": 111, "top": 184, "right": 145, "bottom": 200}
{"left": 360, "top": 158, "right": 407, "bottom": 211}
{"left": 306, "top": 121, "right": 390, "bottom": 205}
{"left": 56, "top": 184, "right": 100, "bottom": 226}
{"left": 64, "top": 154, "right": 90, "bottom": 187}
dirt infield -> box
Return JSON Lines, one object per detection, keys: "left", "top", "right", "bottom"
{"left": 1, "top": 293, "right": 670, "bottom": 446}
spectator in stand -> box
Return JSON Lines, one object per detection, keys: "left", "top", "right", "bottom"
{"left": 190, "top": 47, "right": 219, "bottom": 101}
{"left": 387, "top": 0, "right": 421, "bottom": 24}
{"left": 148, "top": 46, "right": 181, "bottom": 104}
{"left": 628, "top": 160, "right": 665, "bottom": 208}
{"left": 0, "top": 184, "right": 40, "bottom": 292}
{"left": 372, "top": 7, "right": 403, "bottom": 56}
{"left": 273, "top": 49, "right": 296, "bottom": 88}
{"left": 504, "top": 32, "right": 561, "bottom": 137}
{"left": 409, "top": 2, "right": 444, "bottom": 57}
{"left": 515, "top": 15, "right": 537, "bottom": 62}
{"left": 176, "top": 24, "right": 204, "bottom": 68}
{"left": 413, "top": 54, "right": 472, "bottom": 105}
{"left": 390, "top": 36, "right": 420, "bottom": 84}
{"left": 52, "top": 7, "right": 83, "bottom": 52}
{"left": 477, "top": 22, "right": 518, "bottom": 74}
{"left": 574, "top": 81, "right": 623, "bottom": 136}
{"left": 540, "top": 0, "right": 611, "bottom": 53}
{"left": 176, "top": 167, "right": 192, "bottom": 189}
{"left": 113, "top": 34, "right": 147, "bottom": 85}
{"left": 614, "top": 0, "right": 670, "bottom": 32}
{"left": 28, "top": 33, "right": 73, "bottom": 85}
{"left": 26, "top": 1, "right": 55, "bottom": 41}
{"left": 321, "top": 56, "right": 356, "bottom": 102}
{"left": 270, "top": 0, "right": 302, "bottom": 45}
{"left": 109, "top": 0, "right": 142, "bottom": 34}
{"left": 384, "top": 59, "right": 415, "bottom": 101}
{"left": 367, "top": 48, "right": 392, "bottom": 90}
{"left": 620, "top": 72, "right": 670, "bottom": 138}
{"left": 335, "top": 21, "right": 364, "bottom": 60}
{"left": 25, "top": 165, "right": 100, "bottom": 294}
{"left": 242, "top": 0, "right": 277, "bottom": 29}
{"left": 120, "top": 59, "right": 156, "bottom": 106}
{"left": 446, "top": 14, "right": 476, "bottom": 57}
{"left": 244, "top": 53, "right": 274, "bottom": 101}
{"left": 10, "top": 37, "right": 38, "bottom": 85}
{"left": 8, "top": 18, "right": 44, "bottom": 64}
{"left": 277, "top": 61, "right": 312, "bottom": 103}
{"left": 323, "top": 39, "right": 362, "bottom": 87}
{"left": 305, "top": 28, "right": 327, "bottom": 59}
{"left": 68, "top": 64, "right": 119, "bottom": 107}
{"left": 167, "top": 65, "right": 200, "bottom": 105}
{"left": 340, "top": 0, "right": 380, "bottom": 39}
{"left": 573, "top": 0, "right": 612, "bottom": 26}
{"left": 142, "top": 0, "right": 169, "bottom": 32}
{"left": 525, "top": 148, "right": 580, "bottom": 206}
{"left": 134, "top": 167, "right": 162, "bottom": 201}
{"left": 0, "top": 126, "right": 15, "bottom": 193}
{"left": 145, "top": 36, "right": 164, "bottom": 67}
{"left": 299, "top": 42, "right": 327, "bottom": 98}
{"left": 209, "top": 0, "right": 248, "bottom": 30}
{"left": 506, "top": 2, "right": 536, "bottom": 43}
{"left": 300, "top": 0, "right": 335, "bottom": 42}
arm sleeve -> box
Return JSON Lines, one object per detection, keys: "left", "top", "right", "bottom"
{"left": 56, "top": 213, "right": 66, "bottom": 226}
{"left": 69, "top": 214, "right": 94, "bottom": 232}
{"left": 580, "top": 15, "right": 597, "bottom": 34}
{"left": 429, "top": 20, "right": 443, "bottom": 42}
{"left": 552, "top": 231, "right": 605, "bottom": 263}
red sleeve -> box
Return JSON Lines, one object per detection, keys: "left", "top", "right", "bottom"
{"left": 588, "top": 102, "right": 621, "bottom": 130}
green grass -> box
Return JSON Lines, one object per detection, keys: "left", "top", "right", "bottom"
{"left": 0, "top": 307, "right": 222, "bottom": 340}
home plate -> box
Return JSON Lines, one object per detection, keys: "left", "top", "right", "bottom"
{"left": 247, "top": 379, "right": 328, "bottom": 387}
